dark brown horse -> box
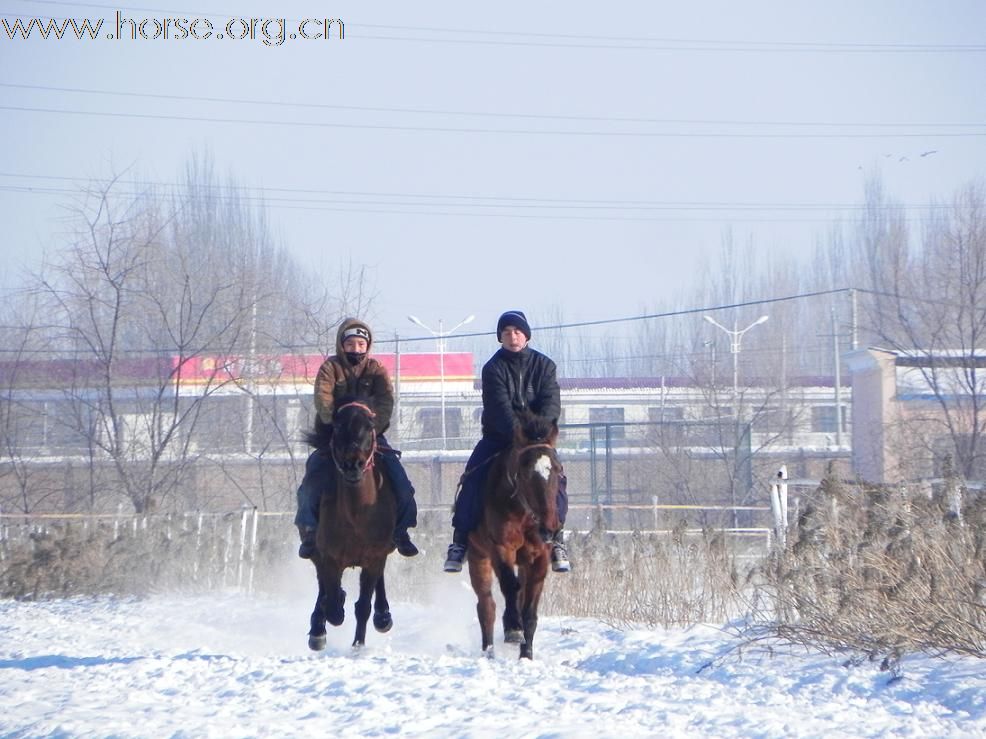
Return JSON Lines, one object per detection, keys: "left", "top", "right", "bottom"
{"left": 467, "top": 411, "right": 562, "bottom": 659}
{"left": 306, "top": 399, "right": 397, "bottom": 650}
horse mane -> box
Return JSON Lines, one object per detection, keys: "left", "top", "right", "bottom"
{"left": 304, "top": 415, "right": 332, "bottom": 449}
{"left": 303, "top": 394, "right": 374, "bottom": 449}
{"left": 514, "top": 409, "right": 558, "bottom": 446}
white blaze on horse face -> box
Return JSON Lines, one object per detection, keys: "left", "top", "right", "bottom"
{"left": 534, "top": 454, "right": 552, "bottom": 481}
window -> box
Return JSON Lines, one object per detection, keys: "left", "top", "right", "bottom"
{"left": 648, "top": 406, "right": 684, "bottom": 423}
{"left": 758, "top": 407, "right": 790, "bottom": 434}
{"left": 418, "top": 407, "right": 462, "bottom": 443}
{"left": 811, "top": 405, "right": 848, "bottom": 433}
{"left": 190, "top": 396, "right": 250, "bottom": 452}
{"left": 589, "top": 406, "right": 625, "bottom": 439}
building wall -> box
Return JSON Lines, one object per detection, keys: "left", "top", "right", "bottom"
{"left": 845, "top": 348, "right": 900, "bottom": 483}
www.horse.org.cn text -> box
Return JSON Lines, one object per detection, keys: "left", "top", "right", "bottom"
{"left": 1, "top": 13, "right": 345, "bottom": 46}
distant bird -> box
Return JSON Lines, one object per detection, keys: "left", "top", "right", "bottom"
{"left": 898, "top": 156, "right": 909, "bottom": 162}
{"left": 920, "top": 150, "right": 938, "bottom": 157}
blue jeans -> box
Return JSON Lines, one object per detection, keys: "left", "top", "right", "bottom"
{"left": 294, "top": 432, "right": 416, "bottom": 533}
{"left": 451, "top": 436, "right": 568, "bottom": 534}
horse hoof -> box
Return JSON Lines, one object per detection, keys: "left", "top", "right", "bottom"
{"left": 482, "top": 646, "right": 495, "bottom": 659}
{"left": 520, "top": 645, "right": 533, "bottom": 660}
{"left": 308, "top": 634, "right": 327, "bottom": 651}
{"left": 373, "top": 611, "right": 393, "bottom": 633}
{"left": 503, "top": 629, "right": 525, "bottom": 644}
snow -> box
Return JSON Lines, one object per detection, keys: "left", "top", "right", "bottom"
{"left": 2, "top": 560, "right": 984, "bottom": 738}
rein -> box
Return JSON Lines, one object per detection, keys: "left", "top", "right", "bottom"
{"left": 331, "top": 401, "right": 378, "bottom": 476}
{"left": 336, "top": 401, "right": 376, "bottom": 419}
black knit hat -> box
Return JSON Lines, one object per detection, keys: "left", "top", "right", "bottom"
{"left": 496, "top": 310, "right": 531, "bottom": 341}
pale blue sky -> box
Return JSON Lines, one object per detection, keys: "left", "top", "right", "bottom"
{"left": 2, "top": 1, "right": 984, "bottom": 342}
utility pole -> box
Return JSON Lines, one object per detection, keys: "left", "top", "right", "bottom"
{"left": 393, "top": 331, "right": 401, "bottom": 444}
{"left": 832, "top": 307, "right": 843, "bottom": 447}
{"left": 849, "top": 288, "right": 858, "bottom": 350}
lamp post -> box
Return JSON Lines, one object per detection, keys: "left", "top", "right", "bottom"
{"left": 703, "top": 314, "right": 769, "bottom": 530}
{"left": 703, "top": 314, "right": 769, "bottom": 419}
{"left": 407, "top": 313, "right": 475, "bottom": 449}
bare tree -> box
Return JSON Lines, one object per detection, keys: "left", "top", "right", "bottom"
{"left": 0, "top": 290, "right": 65, "bottom": 513}
{"left": 852, "top": 180, "right": 986, "bottom": 478}
{"left": 4, "top": 156, "right": 374, "bottom": 514}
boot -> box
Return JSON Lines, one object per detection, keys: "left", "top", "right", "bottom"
{"left": 443, "top": 529, "right": 469, "bottom": 573}
{"left": 550, "top": 530, "right": 571, "bottom": 573}
{"left": 394, "top": 529, "right": 419, "bottom": 557}
{"left": 297, "top": 526, "right": 316, "bottom": 559}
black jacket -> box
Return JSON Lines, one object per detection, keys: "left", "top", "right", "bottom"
{"left": 480, "top": 346, "right": 561, "bottom": 444}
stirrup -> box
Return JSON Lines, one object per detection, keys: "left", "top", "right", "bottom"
{"left": 443, "top": 542, "right": 467, "bottom": 573}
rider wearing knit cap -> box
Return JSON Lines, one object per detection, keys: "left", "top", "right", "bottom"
{"left": 495, "top": 310, "right": 531, "bottom": 340}
{"left": 442, "top": 310, "right": 571, "bottom": 574}
{"left": 294, "top": 317, "right": 419, "bottom": 559}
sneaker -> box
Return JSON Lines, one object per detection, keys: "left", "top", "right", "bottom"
{"left": 394, "top": 531, "right": 419, "bottom": 558}
{"left": 550, "top": 540, "right": 571, "bottom": 573}
{"left": 443, "top": 542, "right": 467, "bottom": 572}
{"left": 297, "top": 527, "right": 317, "bottom": 560}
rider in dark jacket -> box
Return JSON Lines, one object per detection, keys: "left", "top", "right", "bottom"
{"left": 294, "top": 318, "right": 418, "bottom": 559}
{"left": 443, "top": 310, "right": 570, "bottom": 573}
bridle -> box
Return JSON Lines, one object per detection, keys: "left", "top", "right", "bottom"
{"left": 331, "top": 401, "right": 378, "bottom": 477}
{"left": 507, "top": 442, "right": 559, "bottom": 524}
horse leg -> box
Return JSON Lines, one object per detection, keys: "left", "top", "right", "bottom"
{"left": 468, "top": 555, "right": 497, "bottom": 657}
{"left": 496, "top": 561, "right": 524, "bottom": 644}
{"left": 372, "top": 570, "right": 393, "bottom": 633}
{"left": 352, "top": 566, "right": 383, "bottom": 648}
{"left": 319, "top": 561, "right": 346, "bottom": 628}
{"left": 308, "top": 560, "right": 327, "bottom": 651}
{"left": 518, "top": 558, "right": 549, "bottom": 660}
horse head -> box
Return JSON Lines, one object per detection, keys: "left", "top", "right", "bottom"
{"left": 329, "top": 398, "right": 378, "bottom": 485}
{"left": 509, "top": 410, "right": 562, "bottom": 534}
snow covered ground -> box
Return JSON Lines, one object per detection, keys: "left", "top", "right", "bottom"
{"left": 2, "top": 558, "right": 984, "bottom": 738}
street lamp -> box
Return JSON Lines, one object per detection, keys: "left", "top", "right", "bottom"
{"left": 407, "top": 313, "right": 475, "bottom": 449}
{"left": 703, "top": 314, "right": 768, "bottom": 530}
{"left": 703, "top": 314, "right": 769, "bottom": 418}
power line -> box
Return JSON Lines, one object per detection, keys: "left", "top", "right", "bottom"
{"left": 527, "top": 289, "right": 854, "bottom": 334}
{"left": 4, "top": 104, "right": 985, "bottom": 139}
{"left": 350, "top": 30, "right": 986, "bottom": 55}
{"left": 352, "top": 23, "right": 986, "bottom": 52}
{"left": 0, "top": 286, "right": 970, "bottom": 355}
{"left": 3, "top": 83, "right": 982, "bottom": 130}
{"left": 0, "top": 184, "right": 953, "bottom": 225}
{"left": 0, "top": 172, "right": 957, "bottom": 211}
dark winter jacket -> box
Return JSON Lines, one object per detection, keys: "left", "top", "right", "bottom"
{"left": 313, "top": 318, "right": 394, "bottom": 435}
{"left": 480, "top": 346, "right": 561, "bottom": 444}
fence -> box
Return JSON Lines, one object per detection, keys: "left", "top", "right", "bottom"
{"left": 0, "top": 418, "right": 848, "bottom": 524}
{"left": 0, "top": 491, "right": 790, "bottom": 599}
{"left": 0, "top": 507, "right": 281, "bottom": 598}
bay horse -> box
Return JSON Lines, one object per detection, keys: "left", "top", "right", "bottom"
{"left": 467, "top": 411, "right": 562, "bottom": 659}
{"left": 305, "top": 398, "right": 397, "bottom": 651}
